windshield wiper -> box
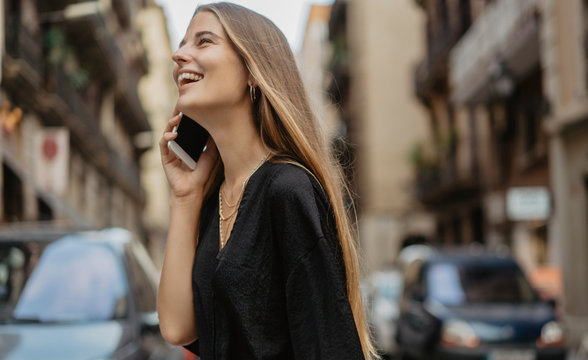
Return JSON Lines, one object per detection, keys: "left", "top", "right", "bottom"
{"left": 9, "top": 316, "right": 44, "bottom": 323}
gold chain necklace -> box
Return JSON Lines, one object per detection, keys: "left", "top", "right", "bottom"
{"left": 220, "top": 183, "right": 242, "bottom": 208}
{"left": 219, "top": 152, "right": 270, "bottom": 250}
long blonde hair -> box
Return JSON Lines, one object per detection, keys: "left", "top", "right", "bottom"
{"left": 196, "top": 3, "right": 377, "bottom": 358}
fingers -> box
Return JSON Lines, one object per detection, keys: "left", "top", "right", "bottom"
{"left": 165, "top": 113, "right": 182, "bottom": 132}
{"left": 159, "top": 114, "right": 182, "bottom": 154}
{"left": 158, "top": 129, "right": 177, "bottom": 150}
{"left": 161, "top": 131, "right": 178, "bottom": 143}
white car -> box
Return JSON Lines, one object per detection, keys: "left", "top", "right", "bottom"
{"left": 366, "top": 268, "right": 403, "bottom": 357}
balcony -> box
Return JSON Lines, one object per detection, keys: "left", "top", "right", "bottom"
{"left": 416, "top": 164, "right": 480, "bottom": 207}
{"left": 4, "top": 19, "right": 43, "bottom": 73}
{"left": 45, "top": 65, "right": 143, "bottom": 201}
{"left": 64, "top": 13, "right": 150, "bottom": 135}
{"left": 414, "top": 4, "right": 471, "bottom": 100}
{"left": 48, "top": 66, "right": 101, "bottom": 136}
{"left": 415, "top": 145, "right": 480, "bottom": 207}
{"left": 115, "top": 65, "right": 150, "bottom": 135}
{"left": 2, "top": 19, "right": 44, "bottom": 112}
{"left": 87, "top": 15, "right": 150, "bottom": 135}
{"left": 112, "top": 0, "right": 132, "bottom": 29}
{"left": 449, "top": 0, "right": 540, "bottom": 105}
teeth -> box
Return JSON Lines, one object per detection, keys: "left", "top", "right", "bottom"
{"left": 177, "top": 72, "right": 203, "bottom": 86}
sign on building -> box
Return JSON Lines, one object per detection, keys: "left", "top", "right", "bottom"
{"left": 34, "top": 128, "right": 69, "bottom": 195}
{"left": 506, "top": 187, "right": 551, "bottom": 221}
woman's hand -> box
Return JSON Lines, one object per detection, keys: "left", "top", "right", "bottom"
{"left": 159, "top": 113, "right": 219, "bottom": 200}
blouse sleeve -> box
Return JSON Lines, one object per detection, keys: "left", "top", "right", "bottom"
{"left": 285, "top": 238, "right": 364, "bottom": 359}
{"left": 183, "top": 340, "right": 199, "bottom": 356}
{"left": 269, "top": 166, "right": 364, "bottom": 359}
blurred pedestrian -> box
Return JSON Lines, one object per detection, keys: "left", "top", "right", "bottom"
{"left": 157, "top": 2, "right": 375, "bottom": 359}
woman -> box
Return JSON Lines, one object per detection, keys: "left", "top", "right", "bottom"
{"left": 157, "top": 2, "right": 376, "bottom": 359}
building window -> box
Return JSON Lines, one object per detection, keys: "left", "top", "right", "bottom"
{"left": 37, "top": 197, "right": 53, "bottom": 221}
{"left": 458, "top": 0, "right": 472, "bottom": 34}
{"left": 447, "top": 105, "right": 458, "bottom": 176}
{"left": 522, "top": 107, "right": 539, "bottom": 154}
{"left": 471, "top": 206, "right": 485, "bottom": 244}
{"left": 585, "top": 176, "right": 588, "bottom": 229}
{"left": 436, "top": 221, "right": 445, "bottom": 245}
{"left": 532, "top": 224, "right": 548, "bottom": 265}
{"left": 515, "top": 69, "right": 545, "bottom": 169}
{"left": 452, "top": 215, "right": 462, "bottom": 245}
{"left": 439, "top": 0, "right": 449, "bottom": 34}
{"left": 468, "top": 107, "right": 479, "bottom": 177}
{"left": 2, "top": 163, "right": 23, "bottom": 223}
{"left": 584, "top": 0, "right": 588, "bottom": 89}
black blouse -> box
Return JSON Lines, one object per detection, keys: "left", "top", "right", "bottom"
{"left": 184, "top": 162, "right": 364, "bottom": 359}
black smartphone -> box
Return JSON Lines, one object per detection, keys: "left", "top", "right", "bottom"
{"left": 167, "top": 114, "right": 210, "bottom": 170}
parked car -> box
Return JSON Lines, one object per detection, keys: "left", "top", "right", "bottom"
{"left": 577, "top": 332, "right": 588, "bottom": 359}
{"left": 366, "top": 267, "right": 404, "bottom": 358}
{"left": 0, "top": 227, "right": 184, "bottom": 360}
{"left": 395, "top": 250, "right": 567, "bottom": 360}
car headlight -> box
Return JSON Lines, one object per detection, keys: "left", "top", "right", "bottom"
{"left": 537, "top": 321, "right": 565, "bottom": 348}
{"left": 441, "top": 319, "right": 480, "bottom": 348}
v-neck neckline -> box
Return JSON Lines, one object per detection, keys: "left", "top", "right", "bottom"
{"left": 216, "top": 161, "right": 271, "bottom": 257}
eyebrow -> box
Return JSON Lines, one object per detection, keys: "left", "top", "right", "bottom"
{"left": 178, "top": 31, "right": 222, "bottom": 49}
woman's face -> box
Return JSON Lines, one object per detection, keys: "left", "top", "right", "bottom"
{"left": 172, "top": 11, "right": 249, "bottom": 115}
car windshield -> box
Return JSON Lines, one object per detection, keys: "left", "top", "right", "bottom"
{"left": 426, "top": 261, "right": 536, "bottom": 305}
{"left": 0, "top": 236, "right": 128, "bottom": 322}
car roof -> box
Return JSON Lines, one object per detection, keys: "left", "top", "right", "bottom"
{"left": 425, "top": 251, "right": 519, "bottom": 267}
{"left": 0, "top": 227, "right": 135, "bottom": 251}
{"left": 398, "top": 244, "right": 520, "bottom": 268}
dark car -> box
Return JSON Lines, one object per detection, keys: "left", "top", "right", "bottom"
{"left": 395, "top": 250, "right": 567, "bottom": 360}
{"left": 0, "top": 227, "right": 184, "bottom": 360}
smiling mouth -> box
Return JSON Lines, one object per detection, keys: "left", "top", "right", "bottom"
{"left": 177, "top": 72, "right": 203, "bottom": 87}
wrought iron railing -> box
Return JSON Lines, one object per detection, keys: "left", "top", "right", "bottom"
{"left": 5, "top": 18, "right": 43, "bottom": 74}
{"left": 87, "top": 14, "right": 149, "bottom": 133}
{"left": 49, "top": 65, "right": 142, "bottom": 193}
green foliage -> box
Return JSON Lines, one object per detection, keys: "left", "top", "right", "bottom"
{"left": 44, "top": 28, "right": 70, "bottom": 65}
{"left": 43, "top": 28, "right": 90, "bottom": 90}
{"left": 408, "top": 140, "right": 437, "bottom": 173}
{"left": 409, "top": 141, "right": 425, "bottom": 167}
{"left": 68, "top": 68, "right": 90, "bottom": 90}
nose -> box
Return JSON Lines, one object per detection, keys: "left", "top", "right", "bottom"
{"left": 172, "top": 46, "right": 189, "bottom": 65}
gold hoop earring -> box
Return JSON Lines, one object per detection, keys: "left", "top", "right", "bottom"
{"left": 249, "top": 85, "right": 256, "bottom": 103}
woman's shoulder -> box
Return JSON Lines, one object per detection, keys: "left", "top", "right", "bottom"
{"left": 264, "top": 162, "right": 333, "bottom": 226}
{"left": 265, "top": 161, "right": 321, "bottom": 199}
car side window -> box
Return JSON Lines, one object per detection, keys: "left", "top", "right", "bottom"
{"left": 0, "top": 245, "right": 28, "bottom": 317}
{"left": 126, "top": 248, "right": 157, "bottom": 314}
{"left": 404, "top": 260, "right": 425, "bottom": 302}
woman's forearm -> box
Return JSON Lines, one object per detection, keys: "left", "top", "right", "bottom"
{"left": 157, "top": 195, "right": 202, "bottom": 346}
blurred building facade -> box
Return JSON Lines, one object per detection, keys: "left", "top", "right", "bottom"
{"left": 415, "top": 0, "right": 549, "bottom": 273}
{"left": 136, "top": 4, "right": 176, "bottom": 267}
{"left": 414, "top": 0, "right": 588, "bottom": 345}
{"left": 327, "top": 0, "right": 432, "bottom": 275}
{"left": 0, "top": 0, "right": 173, "bottom": 252}
{"left": 541, "top": 0, "right": 588, "bottom": 345}
{"left": 297, "top": 4, "right": 340, "bottom": 139}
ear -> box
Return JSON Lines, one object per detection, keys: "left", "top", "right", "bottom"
{"left": 248, "top": 74, "right": 257, "bottom": 88}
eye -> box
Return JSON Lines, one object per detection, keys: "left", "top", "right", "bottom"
{"left": 198, "top": 38, "right": 212, "bottom": 46}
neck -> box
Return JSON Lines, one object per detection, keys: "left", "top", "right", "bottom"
{"left": 191, "top": 103, "right": 268, "bottom": 193}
